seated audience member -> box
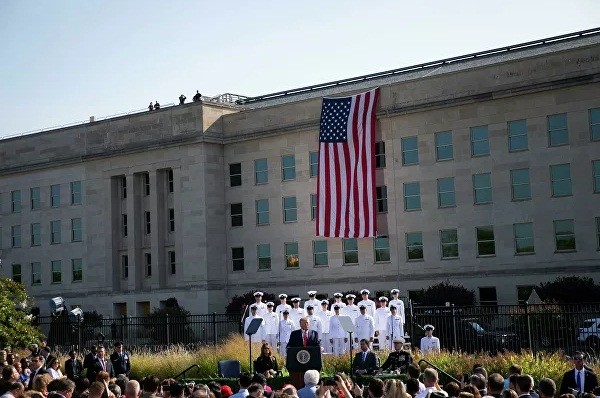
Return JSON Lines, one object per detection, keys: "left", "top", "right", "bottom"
{"left": 415, "top": 369, "right": 448, "bottom": 398}
{"left": 230, "top": 373, "right": 252, "bottom": 398}
{"left": 504, "top": 365, "right": 522, "bottom": 390}
{"left": 352, "top": 339, "right": 378, "bottom": 375}
{"left": 0, "top": 382, "right": 23, "bottom": 398}
{"left": 220, "top": 385, "right": 233, "bottom": 398}
{"left": 142, "top": 376, "right": 160, "bottom": 398}
{"left": 297, "top": 370, "right": 319, "bottom": 398}
{"left": 368, "top": 379, "right": 385, "bottom": 398}
{"left": 407, "top": 364, "right": 425, "bottom": 393}
{"left": 247, "top": 385, "right": 263, "bottom": 398}
{"left": 470, "top": 374, "right": 486, "bottom": 397}
{"left": 486, "top": 373, "right": 505, "bottom": 398}
{"left": 47, "top": 378, "right": 76, "bottom": 398}
{"left": 537, "top": 378, "right": 556, "bottom": 398}
{"left": 88, "top": 381, "right": 107, "bottom": 398}
{"left": 515, "top": 375, "right": 536, "bottom": 398}
{"left": 406, "top": 379, "right": 421, "bottom": 398}
{"left": 444, "top": 382, "right": 461, "bottom": 398}
{"left": 32, "top": 374, "right": 53, "bottom": 396}
{"left": 254, "top": 344, "right": 278, "bottom": 378}
{"left": 383, "top": 379, "right": 406, "bottom": 398}
{"left": 462, "top": 385, "right": 481, "bottom": 398}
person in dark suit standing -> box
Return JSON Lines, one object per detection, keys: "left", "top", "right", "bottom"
{"left": 83, "top": 345, "right": 98, "bottom": 380}
{"left": 27, "top": 355, "right": 48, "bottom": 390}
{"left": 352, "top": 339, "right": 378, "bottom": 375}
{"left": 287, "top": 317, "right": 320, "bottom": 348}
{"left": 89, "top": 346, "right": 115, "bottom": 381}
{"left": 559, "top": 352, "right": 599, "bottom": 395}
{"left": 64, "top": 350, "right": 83, "bottom": 381}
{"left": 110, "top": 342, "right": 131, "bottom": 377}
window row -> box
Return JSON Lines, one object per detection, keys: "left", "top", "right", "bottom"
{"left": 230, "top": 217, "right": 600, "bottom": 271}
{"left": 1, "top": 219, "right": 82, "bottom": 248}
{"left": 3, "top": 181, "right": 82, "bottom": 213}
{"left": 118, "top": 169, "right": 174, "bottom": 199}
{"left": 120, "top": 209, "right": 175, "bottom": 237}
{"left": 11, "top": 259, "right": 83, "bottom": 285}
{"left": 119, "top": 250, "right": 176, "bottom": 279}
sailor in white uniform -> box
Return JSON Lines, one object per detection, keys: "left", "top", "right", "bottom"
{"left": 317, "top": 300, "right": 332, "bottom": 353}
{"left": 385, "top": 305, "right": 405, "bottom": 350}
{"left": 262, "top": 302, "right": 280, "bottom": 348}
{"left": 275, "top": 293, "right": 292, "bottom": 318}
{"left": 420, "top": 324, "right": 440, "bottom": 354}
{"left": 341, "top": 294, "right": 359, "bottom": 322}
{"left": 331, "top": 292, "right": 346, "bottom": 310}
{"left": 354, "top": 304, "right": 375, "bottom": 348}
{"left": 244, "top": 305, "right": 265, "bottom": 342}
{"left": 356, "top": 289, "right": 376, "bottom": 318}
{"left": 277, "top": 310, "right": 297, "bottom": 357}
{"left": 374, "top": 296, "right": 391, "bottom": 345}
{"left": 305, "top": 305, "right": 323, "bottom": 348}
{"left": 328, "top": 305, "right": 348, "bottom": 355}
{"left": 289, "top": 297, "right": 306, "bottom": 327}
{"left": 388, "top": 289, "right": 405, "bottom": 330}
{"left": 252, "top": 291, "right": 268, "bottom": 317}
{"left": 304, "top": 291, "right": 321, "bottom": 310}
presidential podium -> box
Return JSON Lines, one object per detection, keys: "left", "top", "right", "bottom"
{"left": 286, "top": 346, "right": 322, "bottom": 387}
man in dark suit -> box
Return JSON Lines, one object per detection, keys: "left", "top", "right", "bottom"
{"left": 40, "top": 347, "right": 56, "bottom": 371}
{"left": 287, "top": 317, "right": 320, "bottom": 347}
{"left": 64, "top": 350, "right": 83, "bottom": 381}
{"left": 28, "top": 355, "right": 48, "bottom": 389}
{"left": 89, "top": 346, "right": 115, "bottom": 381}
{"left": 352, "top": 339, "right": 378, "bottom": 375}
{"left": 110, "top": 341, "right": 131, "bottom": 376}
{"left": 559, "top": 352, "right": 599, "bottom": 395}
{"left": 83, "top": 345, "right": 98, "bottom": 380}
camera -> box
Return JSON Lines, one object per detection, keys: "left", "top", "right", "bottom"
{"left": 324, "top": 379, "right": 337, "bottom": 386}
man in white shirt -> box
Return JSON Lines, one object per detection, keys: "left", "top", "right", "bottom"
{"left": 244, "top": 305, "right": 265, "bottom": 342}
{"left": 385, "top": 305, "right": 405, "bottom": 350}
{"left": 357, "top": 289, "right": 376, "bottom": 317}
{"left": 389, "top": 289, "right": 405, "bottom": 326}
{"left": 354, "top": 305, "right": 375, "bottom": 348}
{"left": 275, "top": 294, "right": 292, "bottom": 318}
{"left": 289, "top": 298, "right": 306, "bottom": 326}
{"left": 316, "top": 300, "right": 332, "bottom": 353}
{"left": 341, "top": 294, "right": 359, "bottom": 321}
{"left": 328, "top": 305, "right": 348, "bottom": 355}
{"left": 415, "top": 368, "right": 448, "bottom": 398}
{"left": 277, "top": 310, "right": 297, "bottom": 357}
{"left": 304, "top": 291, "right": 321, "bottom": 310}
{"left": 252, "top": 292, "right": 268, "bottom": 317}
{"left": 262, "top": 302, "right": 279, "bottom": 349}
{"left": 420, "top": 324, "right": 440, "bottom": 354}
{"left": 374, "top": 297, "right": 390, "bottom": 345}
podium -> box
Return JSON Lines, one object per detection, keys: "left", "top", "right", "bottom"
{"left": 286, "top": 346, "right": 322, "bottom": 388}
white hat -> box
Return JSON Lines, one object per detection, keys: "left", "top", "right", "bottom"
{"left": 390, "top": 289, "right": 400, "bottom": 294}
{"left": 424, "top": 324, "right": 435, "bottom": 331}
{"left": 254, "top": 291, "right": 264, "bottom": 297}
{"left": 360, "top": 289, "right": 370, "bottom": 295}
{"left": 291, "top": 297, "right": 301, "bottom": 302}
{"left": 333, "top": 292, "right": 343, "bottom": 298}
{"left": 393, "top": 337, "right": 405, "bottom": 344}
{"left": 266, "top": 302, "right": 274, "bottom": 307}
{"left": 279, "top": 293, "right": 288, "bottom": 299}
{"left": 346, "top": 294, "right": 356, "bottom": 299}
{"left": 307, "top": 290, "right": 317, "bottom": 296}
{"left": 378, "top": 296, "right": 388, "bottom": 302}
{"left": 321, "top": 300, "right": 329, "bottom": 305}
{"left": 250, "top": 305, "right": 257, "bottom": 309}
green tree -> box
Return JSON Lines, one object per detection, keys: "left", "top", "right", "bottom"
{"left": 415, "top": 280, "right": 476, "bottom": 306}
{"left": 0, "top": 278, "right": 44, "bottom": 347}
{"left": 537, "top": 276, "right": 600, "bottom": 303}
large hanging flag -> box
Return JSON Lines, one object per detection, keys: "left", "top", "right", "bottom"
{"left": 316, "top": 88, "right": 379, "bottom": 238}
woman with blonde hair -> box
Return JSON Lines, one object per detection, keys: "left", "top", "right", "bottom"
{"left": 385, "top": 379, "right": 409, "bottom": 398}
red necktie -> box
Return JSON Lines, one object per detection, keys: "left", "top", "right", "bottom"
{"left": 303, "top": 332, "right": 308, "bottom": 347}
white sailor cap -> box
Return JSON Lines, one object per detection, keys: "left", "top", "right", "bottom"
{"left": 424, "top": 324, "right": 435, "bottom": 331}
{"left": 390, "top": 289, "right": 400, "bottom": 294}
{"left": 282, "top": 309, "right": 289, "bottom": 314}
{"left": 359, "top": 304, "right": 367, "bottom": 309}
{"left": 279, "top": 293, "right": 288, "bottom": 299}
{"left": 333, "top": 305, "right": 340, "bottom": 310}
{"left": 307, "top": 290, "right": 317, "bottom": 296}
{"left": 346, "top": 294, "right": 356, "bottom": 299}
{"left": 266, "top": 302, "right": 274, "bottom": 307}
{"left": 390, "top": 305, "right": 397, "bottom": 310}
{"left": 360, "top": 289, "right": 370, "bottom": 295}
{"left": 378, "top": 296, "right": 388, "bottom": 302}
{"left": 333, "top": 292, "right": 343, "bottom": 298}
{"left": 250, "top": 304, "right": 258, "bottom": 310}
{"left": 291, "top": 297, "right": 301, "bottom": 302}
{"left": 393, "top": 337, "right": 406, "bottom": 344}
{"left": 306, "top": 305, "right": 314, "bottom": 310}
{"left": 321, "top": 300, "right": 329, "bottom": 305}
{"left": 254, "top": 291, "right": 264, "bottom": 297}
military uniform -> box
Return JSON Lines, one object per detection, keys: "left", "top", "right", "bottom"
{"left": 420, "top": 325, "right": 440, "bottom": 354}
{"left": 357, "top": 289, "right": 377, "bottom": 317}
{"left": 304, "top": 290, "right": 321, "bottom": 310}
{"left": 317, "top": 302, "right": 332, "bottom": 353}
{"left": 275, "top": 295, "right": 292, "bottom": 318}
{"left": 244, "top": 311, "right": 265, "bottom": 342}
{"left": 380, "top": 349, "right": 413, "bottom": 373}
{"left": 374, "top": 298, "right": 391, "bottom": 337}
{"left": 277, "top": 313, "right": 297, "bottom": 356}
{"left": 252, "top": 292, "right": 268, "bottom": 317}
{"left": 354, "top": 310, "right": 375, "bottom": 347}
{"left": 328, "top": 312, "right": 348, "bottom": 355}
{"left": 385, "top": 313, "right": 405, "bottom": 350}
{"left": 263, "top": 305, "right": 280, "bottom": 348}
{"left": 289, "top": 298, "right": 306, "bottom": 326}
{"left": 331, "top": 292, "right": 346, "bottom": 309}
{"left": 341, "top": 294, "right": 359, "bottom": 321}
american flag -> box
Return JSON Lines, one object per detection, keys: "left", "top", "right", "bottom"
{"left": 316, "top": 88, "right": 379, "bottom": 238}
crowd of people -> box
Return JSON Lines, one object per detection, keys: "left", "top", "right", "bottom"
{"left": 147, "top": 90, "right": 202, "bottom": 111}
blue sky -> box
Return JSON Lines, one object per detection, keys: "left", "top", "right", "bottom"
{"left": 0, "top": 1, "right": 597, "bottom": 137}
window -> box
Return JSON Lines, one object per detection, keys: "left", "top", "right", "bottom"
{"left": 550, "top": 164, "right": 572, "bottom": 197}
{"left": 593, "top": 160, "right": 600, "bottom": 193}
{"left": 145, "top": 253, "right": 152, "bottom": 277}
{"left": 437, "top": 177, "right": 456, "bottom": 207}
{"left": 30, "top": 187, "right": 40, "bottom": 210}
{"left": 70, "top": 181, "right": 82, "bottom": 205}
{"left": 471, "top": 125, "right": 490, "bottom": 156}
{"left": 11, "top": 225, "right": 21, "bottom": 248}
{"left": 168, "top": 208, "right": 175, "bottom": 232}
{"left": 435, "top": 131, "right": 453, "bottom": 161}
{"left": 12, "top": 264, "right": 22, "bottom": 284}
{"left": 229, "top": 163, "right": 242, "bottom": 186}
{"left": 281, "top": 155, "right": 296, "bottom": 181}
{"left": 72, "top": 258, "right": 83, "bottom": 282}
{"left": 143, "top": 173, "right": 150, "bottom": 195}
{"left": 257, "top": 244, "right": 271, "bottom": 270}
{"left": 50, "top": 221, "right": 61, "bottom": 244}
{"left": 121, "top": 255, "right": 129, "bottom": 279}
{"left": 122, "top": 214, "right": 128, "bottom": 237}
{"left": 376, "top": 186, "right": 388, "bottom": 213}
{"left": 406, "top": 232, "right": 423, "bottom": 261}
{"left": 285, "top": 242, "right": 299, "bottom": 268}
{"left": 255, "top": 199, "right": 269, "bottom": 225}
{"left": 374, "top": 236, "right": 390, "bottom": 262}
{"left": 343, "top": 238, "right": 358, "bottom": 265}
{"left": 254, "top": 159, "right": 268, "bottom": 184}
{"left": 473, "top": 173, "right": 492, "bottom": 204}
{"left": 514, "top": 223, "right": 534, "bottom": 254}
{"left": 121, "top": 176, "right": 127, "bottom": 199}
{"left": 51, "top": 260, "right": 62, "bottom": 284}
{"left": 31, "top": 223, "right": 41, "bottom": 246}
{"left": 554, "top": 219, "right": 576, "bottom": 251}
{"left": 310, "top": 194, "right": 317, "bottom": 221}
{"left": 440, "top": 229, "right": 459, "bottom": 259}
{"left": 596, "top": 217, "right": 600, "bottom": 250}
{"left": 144, "top": 211, "right": 151, "bottom": 234}
{"left": 548, "top": 113, "right": 568, "bottom": 146}
{"left": 313, "top": 240, "right": 328, "bottom": 266}
{"left": 310, "top": 151, "right": 319, "bottom": 177}
{"left": 476, "top": 226, "right": 496, "bottom": 256}
{"left": 479, "top": 287, "right": 498, "bottom": 306}
{"left": 31, "top": 262, "right": 41, "bottom": 285}
{"left": 232, "top": 247, "right": 244, "bottom": 271}
{"left": 591, "top": 108, "right": 600, "bottom": 141}
{"left": 168, "top": 251, "right": 176, "bottom": 274}
{"left": 375, "top": 141, "right": 386, "bottom": 168}
{"left": 511, "top": 168, "right": 531, "bottom": 201}
{"left": 11, "top": 190, "right": 21, "bottom": 213}
{"left": 167, "top": 169, "right": 174, "bottom": 193}
{"left": 401, "top": 136, "right": 418, "bottom": 165}
{"left": 51, "top": 184, "right": 60, "bottom": 206}
{"left": 283, "top": 196, "right": 297, "bottom": 223}
{"left": 230, "top": 203, "right": 243, "bottom": 227}
{"left": 71, "top": 218, "right": 82, "bottom": 242}
{"left": 403, "top": 182, "right": 421, "bottom": 211}
{"left": 508, "top": 120, "right": 528, "bottom": 151}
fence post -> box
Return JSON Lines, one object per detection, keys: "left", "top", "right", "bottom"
{"left": 213, "top": 312, "right": 217, "bottom": 346}
{"left": 166, "top": 314, "right": 170, "bottom": 345}
{"left": 525, "top": 301, "right": 533, "bottom": 354}
{"left": 78, "top": 315, "right": 83, "bottom": 351}
{"left": 452, "top": 304, "right": 458, "bottom": 351}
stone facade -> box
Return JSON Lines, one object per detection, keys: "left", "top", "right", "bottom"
{"left": 1, "top": 33, "right": 600, "bottom": 315}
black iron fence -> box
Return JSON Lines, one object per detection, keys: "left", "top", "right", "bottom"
{"left": 37, "top": 303, "right": 600, "bottom": 355}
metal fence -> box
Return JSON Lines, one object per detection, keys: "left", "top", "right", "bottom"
{"left": 408, "top": 302, "right": 600, "bottom": 354}
{"left": 37, "top": 303, "right": 600, "bottom": 355}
